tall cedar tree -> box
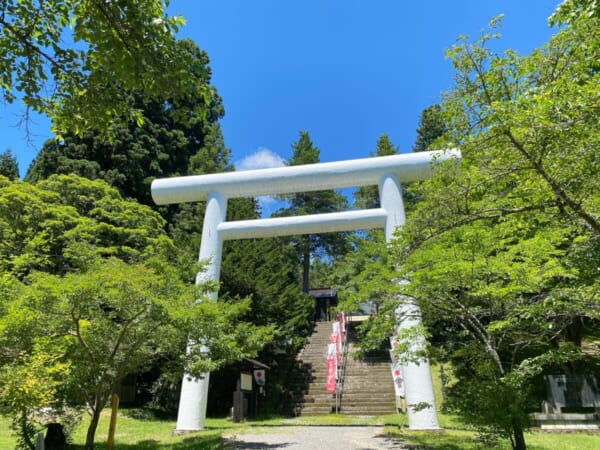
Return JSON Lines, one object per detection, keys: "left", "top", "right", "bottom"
{"left": 0, "top": 149, "right": 19, "bottom": 180}
{"left": 26, "top": 39, "right": 223, "bottom": 210}
{"left": 353, "top": 134, "right": 398, "bottom": 210}
{"left": 412, "top": 104, "right": 448, "bottom": 152}
{"left": 274, "top": 131, "right": 351, "bottom": 293}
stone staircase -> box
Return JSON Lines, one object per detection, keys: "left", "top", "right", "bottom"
{"left": 286, "top": 321, "right": 335, "bottom": 415}
{"left": 339, "top": 340, "right": 397, "bottom": 415}
{"left": 285, "top": 321, "right": 397, "bottom": 416}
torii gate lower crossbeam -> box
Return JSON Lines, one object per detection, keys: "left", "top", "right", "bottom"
{"left": 151, "top": 150, "right": 459, "bottom": 432}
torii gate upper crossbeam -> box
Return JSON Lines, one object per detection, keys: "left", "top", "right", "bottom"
{"left": 151, "top": 150, "right": 459, "bottom": 204}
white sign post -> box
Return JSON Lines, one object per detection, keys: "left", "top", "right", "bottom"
{"left": 152, "top": 149, "right": 459, "bottom": 432}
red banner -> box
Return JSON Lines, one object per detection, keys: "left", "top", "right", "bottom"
{"left": 326, "top": 353, "right": 336, "bottom": 393}
{"left": 330, "top": 332, "right": 340, "bottom": 364}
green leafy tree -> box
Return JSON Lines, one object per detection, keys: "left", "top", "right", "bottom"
{"left": 0, "top": 150, "right": 19, "bottom": 180}
{"left": 275, "top": 131, "right": 351, "bottom": 292}
{"left": 333, "top": 8, "right": 599, "bottom": 450}
{"left": 0, "top": 176, "right": 275, "bottom": 448}
{"left": 336, "top": 134, "right": 399, "bottom": 342}
{"left": 389, "top": 12, "right": 600, "bottom": 450}
{"left": 1, "top": 259, "right": 274, "bottom": 450}
{"left": 0, "top": 175, "right": 173, "bottom": 278}
{"left": 0, "top": 0, "right": 206, "bottom": 137}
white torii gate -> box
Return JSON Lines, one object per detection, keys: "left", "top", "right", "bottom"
{"left": 151, "top": 149, "right": 459, "bottom": 432}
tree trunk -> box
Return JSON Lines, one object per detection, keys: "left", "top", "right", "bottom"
{"left": 19, "top": 412, "right": 35, "bottom": 450}
{"left": 302, "top": 238, "right": 310, "bottom": 294}
{"left": 511, "top": 420, "right": 527, "bottom": 450}
{"left": 85, "top": 402, "right": 103, "bottom": 450}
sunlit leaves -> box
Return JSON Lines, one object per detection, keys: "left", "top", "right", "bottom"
{"left": 0, "top": 0, "right": 207, "bottom": 138}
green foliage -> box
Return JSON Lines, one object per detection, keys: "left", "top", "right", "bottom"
{"left": 0, "top": 257, "right": 275, "bottom": 449}
{"left": 221, "top": 237, "right": 311, "bottom": 337}
{"left": 549, "top": 0, "right": 600, "bottom": 25}
{"left": 334, "top": 8, "right": 599, "bottom": 450}
{"left": 0, "top": 175, "right": 173, "bottom": 278}
{"left": 0, "top": 150, "right": 19, "bottom": 180}
{"left": 216, "top": 234, "right": 312, "bottom": 412}
{"left": 0, "top": 176, "right": 278, "bottom": 448}
{"left": 389, "top": 12, "right": 600, "bottom": 449}
{"left": 25, "top": 39, "right": 225, "bottom": 208}
{"left": 0, "top": 0, "right": 207, "bottom": 138}
{"left": 354, "top": 134, "right": 398, "bottom": 210}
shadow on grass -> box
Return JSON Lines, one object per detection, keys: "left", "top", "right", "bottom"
{"left": 222, "top": 438, "right": 291, "bottom": 449}
{"left": 120, "top": 408, "right": 177, "bottom": 422}
{"left": 388, "top": 429, "right": 493, "bottom": 450}
{"left": 68, "top": 434, "right": 223, "bottom": 450}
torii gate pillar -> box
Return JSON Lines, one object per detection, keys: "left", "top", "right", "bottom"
{"left": 175, "top": 192, "right": 226, "bottom": 431}
{"left": 152, "top": 150, "right": 459, "bottom": 432}
{"left": 380, "top": 173, "right": 439, "bottom": 429}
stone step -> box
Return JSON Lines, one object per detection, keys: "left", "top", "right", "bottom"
{"left": 340, "top": 381, "right": 394, "bottom": 388}
{"left": 289, "top": 394, "right": 335, "bottom": 402}
{"left": 344, "top": 370, "right": 392, "bottom": 375}
{"left": 345, "top": 360, "right": 390, "bottom": 365}
{"left": 336, "top": 338, "right": 396, "bottom": 415}
{"left": 285, "top": 321, "right": 334, "bottom": 415}
{"left": 339, "top": 398, "right": 395, "bottom": 406}
{"left": 340, "top": 409, "right": 397, "bottom": 415}
{"left": 339, "top": 391, "right": 396, "bottom": 397}
{"left": 289, "top": 386, "right": 332, "bottom": 393}
{"left": 345, "top": 362, "right": 390, "bottom": 367}
{"left": 294, "top": 408, "right": 336, "bottom": 416}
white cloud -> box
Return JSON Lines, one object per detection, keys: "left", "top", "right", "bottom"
{"left": 233, "top": 148, "right": 288, "bottom": 216}
{"left": 257, "top": 195, "right": 288, "bottom": 217}
{"left": 235, "top": 147, "right": 285, "bottom": 171}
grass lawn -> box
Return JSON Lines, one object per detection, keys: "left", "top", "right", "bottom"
{"left": 1, "top": 410, "right": 598, "bottom": 449}
{"left": 0, "top": 411, "right": 224, "bottom": 450}
{"left": 386, "top": 412, "right": 600, "bottom": 450}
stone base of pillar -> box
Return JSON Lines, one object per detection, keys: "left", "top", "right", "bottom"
{"left": 172, "top": 427, "right": 205, "bottom": 436}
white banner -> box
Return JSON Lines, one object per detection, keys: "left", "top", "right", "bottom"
{"left": 253, "top": 369, "right": 266, "bottom": 386}
{"left": 390, "top": 362, "right": 405, "bottom": 397}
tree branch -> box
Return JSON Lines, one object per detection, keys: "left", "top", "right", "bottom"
{"left": 0, "top": 17, "right": 61, "bottom": 69}
{"left": 71, "top": 309, "right": 97, "bottom": 365}
{"left": 505, "top": 130, "right": 600, "bottom": 234}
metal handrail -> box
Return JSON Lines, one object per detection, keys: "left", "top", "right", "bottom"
{"left": 334, "top": 319, "right": 349, "bottom": 413}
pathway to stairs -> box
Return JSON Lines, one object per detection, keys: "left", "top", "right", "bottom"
{"left": 286, "top": 320, "right": 397, "bottom": 416}
{"left": 224, "top": 425, "right": 414, "bottom": 449}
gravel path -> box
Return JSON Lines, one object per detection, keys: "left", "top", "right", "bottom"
{"left": 223, "top": 426, "right": 417, "bottom": 449}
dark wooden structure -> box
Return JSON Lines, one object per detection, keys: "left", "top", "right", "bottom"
{"left": 232, "top": 358, "right": 270, "bottom": 422}
{"left": 309, "top": 288, "right": 338, "bottom": 321}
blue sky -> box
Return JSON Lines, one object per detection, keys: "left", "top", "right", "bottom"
{"left": 3, "top": 1, "right": 559, "bottom": 185}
